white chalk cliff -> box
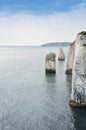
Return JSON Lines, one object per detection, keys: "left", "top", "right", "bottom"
{"left": 58, "top": 48, "right": 65, "bottom": 61}
{"left": 70, "top": 32, "right": 86, "bottom": 106}
{"left": 65, "top": 41, "right": 76, "bottom": 74}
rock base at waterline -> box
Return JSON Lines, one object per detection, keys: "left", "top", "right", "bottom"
{"left": 69, "top": 100, "right": 86, "bottom": 107}
{"left": 45, "top": 69, "right": 56, "bottom": 74}
{"left": 58, "top": 58, "right": 65, "bottom": 61}
{"left": 65, "top": 69, "right": 72, "bottom": 75}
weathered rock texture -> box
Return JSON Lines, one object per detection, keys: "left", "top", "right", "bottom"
{"left": 70, "top": 32, "right": 86, "bottom": 107}
{"left": 58, "top": 48, "right": 65, "bottom": 61}
{"left": 45, "top": 53, "right": 56, "bottom": 74}
{"left": 65, "top": 41, "right": 75, "bottom": 74}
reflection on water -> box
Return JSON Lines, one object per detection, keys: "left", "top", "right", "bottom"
{"left": 71, "top": 108, "right": 86, "bottom": 130}
{"left": 0, "top": 46, "right": 86, "bottom": 130}
{"left": 45, "top": 73, "right": 56, "bottom": 82}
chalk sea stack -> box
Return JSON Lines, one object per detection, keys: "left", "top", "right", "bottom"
{"left": 65, "top": 41, "right": 76, "bottom": 75}
{"left": 69, "top": 31, "right": 86, "bottom": 107}
{"left": 58, "top": 48, "right": 65, "bottom": 61}
{"left": 45, "top": 53, "right": 56, "bottom": 74}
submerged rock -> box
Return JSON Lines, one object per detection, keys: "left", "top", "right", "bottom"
{"left": 45, "top": 52, "right": 56, "bottom": 74}
{"left": 70, "top": 32, "right": 86, "bottom": 107}
{"left": 65, "top": 41, "right": 75, "bottom": 75}
{"left": 58, "top": 48, "right": 65, "bottom": 61}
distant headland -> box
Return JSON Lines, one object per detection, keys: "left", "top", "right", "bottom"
{"left": 41, "top": 42, "right": 71, "bottom": 47}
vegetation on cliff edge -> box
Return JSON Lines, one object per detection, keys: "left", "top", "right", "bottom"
{"left": 79, "top": 31, "right": 86, "bottom": 35}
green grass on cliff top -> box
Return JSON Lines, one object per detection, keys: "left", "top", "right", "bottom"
{"left": 78, "top": 31, "right": 86, "bottom": 35}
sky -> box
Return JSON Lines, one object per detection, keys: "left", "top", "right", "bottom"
{"left": 0, "top": 0, "right": 86, "bottom": 46}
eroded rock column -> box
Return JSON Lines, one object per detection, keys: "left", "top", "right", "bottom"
{"left": 65, "top": 42, "right": 75, "bottom": 75}
{"left": 45, "top": 53, "right": 56, "bottom": 74}
{"left": 58, "top": 48, "right": 65, "bottom": 61}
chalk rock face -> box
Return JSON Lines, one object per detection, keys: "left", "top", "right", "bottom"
{"left": 65, "top": 41, "right": 76, "bottom": 74}
{"left": 70, "top": 32, "right": 86, "bottom": 107}
{"left": 45, "top": 53, "right": 56, "bottom": 74}
{"left": 58, "top": 48, "right": 65, "bottom": 61}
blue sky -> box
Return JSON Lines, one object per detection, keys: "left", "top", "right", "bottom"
{"left": 0, "top": 0, "right": 83, "bottom": 14}
{"left": 0, "top": 0, "right": 86, "bottom": 45}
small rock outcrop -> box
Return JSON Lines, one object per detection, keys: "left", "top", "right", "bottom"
{"left": 65, "top": 41, "right": 75, "bottom": 75}
{"left": 45, "top": 53, "right": 56, "bottom": 74}
{"left": 58, "top": 48, "right": 65, "bottom": 61}
{"left": 70, "top": 31, "right": 86, "bottom": 107}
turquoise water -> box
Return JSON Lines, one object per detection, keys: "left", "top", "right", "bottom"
{"left": 0, "top": 46, "right": 86, "bottom": 130}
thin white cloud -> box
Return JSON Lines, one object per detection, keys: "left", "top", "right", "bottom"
{"left": 0, "top": 2, "right": 86, "bottom": 46}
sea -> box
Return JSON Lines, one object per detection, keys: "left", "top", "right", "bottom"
{"left": 0, "top": 46, "right": 86, "bottom": 130}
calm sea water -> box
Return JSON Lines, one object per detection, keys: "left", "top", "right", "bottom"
{"left": 0, "top": 46, "right": 86, "bottom": 130}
